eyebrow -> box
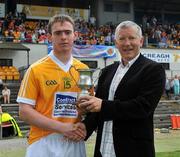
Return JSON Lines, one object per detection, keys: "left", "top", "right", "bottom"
{"left": 53, "top": 30, "right": 73, "bottom": 33}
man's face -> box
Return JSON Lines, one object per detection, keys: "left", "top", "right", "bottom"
{"left": 115, "top": 27, "right": 143, "bottom": 62}
{"left": 49, "top": 21, "right": 77, "bottom": 54}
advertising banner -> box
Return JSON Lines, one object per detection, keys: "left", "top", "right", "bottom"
{"left": 17, "top": 4, "right": 89, "bottom": 20}
{"left": 48, "top": 44, "right": 117, "bottom": 58}
{"left": 48, "top": 44, "right": 180, "bottom": 63}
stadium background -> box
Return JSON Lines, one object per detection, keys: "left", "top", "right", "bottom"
{"left": 0, "top": 0, "right": 179, "bottom": 153}
{"left": 0, "top": 1, "right": 179, "bottom": 97}
{"left": 0, "top": 0, "right": 180, "bottom": 24}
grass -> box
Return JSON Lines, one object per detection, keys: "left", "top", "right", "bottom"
{"left": 156, "top": 151, "right": 180, "bottom": 157}
{"left": 0, "top": 148, "right": 25, "bottom": 157}
{"left": 85, "top": 130, "right": 180, "bottom": 157}
{"left": 1, "top": 148, "right": 180, "bottom": 157}
{"left": 155, "top": 130, "right": 180, "bottom": 153}
{"left": 0, "top": 130, "right": 180, "bottom": 157}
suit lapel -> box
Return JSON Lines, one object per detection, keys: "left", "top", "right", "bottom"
{"left": 109, "top": 62, "right": 120, "bottom": 81}
{"left": 104, "top": 62, "right": 120, "bottom": 93}
{"left": 116, "top": 54, "right": 144, "bottom": 89}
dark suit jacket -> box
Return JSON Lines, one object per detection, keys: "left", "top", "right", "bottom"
{"left": 84, "top": 54, "right": 166, "bottom": 157}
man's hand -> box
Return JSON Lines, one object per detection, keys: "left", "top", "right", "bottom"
{"left": 77, "top": 104, "right": 88, "bottom": 116}
{"left": 77, "top": 96, "right": 102, "bottom": 112}
{"left": 63, "top": 122, "right": 86, "bottom": 142}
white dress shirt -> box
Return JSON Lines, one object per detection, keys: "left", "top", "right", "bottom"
{"left": 100, "top": 54, "right": 140, "bottom": 157}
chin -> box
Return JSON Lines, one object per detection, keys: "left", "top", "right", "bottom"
{"left": 123, "top": 55, "right": 134, "bottom": 61}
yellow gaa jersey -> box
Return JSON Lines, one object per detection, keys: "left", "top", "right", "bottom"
{"left": 17, "top": 52, "right": 88, "bottom": 144}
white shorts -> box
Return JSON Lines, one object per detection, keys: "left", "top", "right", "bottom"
{"left": 25, "top": 133, "right": 86, "bottom": 157}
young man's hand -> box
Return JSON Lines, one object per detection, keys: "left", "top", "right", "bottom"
{"left": 63, "top": 122, "right": 86, "bottom": 142}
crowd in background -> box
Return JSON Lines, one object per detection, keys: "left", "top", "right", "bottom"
{"left": 165, "top": 75, "right": 180, "bottom": 99}
{"left": 141, "top": 15, "right": 180, "bottom": 49}
{"left": 0, "top": 12, "right": 179, "bottom": 48}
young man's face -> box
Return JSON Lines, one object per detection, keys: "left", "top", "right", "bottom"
{"left": 49, "top": 21, "right": 77, "bottom": 55}
{"left": 115, "top": 26, "right": 143, "bottom": 62}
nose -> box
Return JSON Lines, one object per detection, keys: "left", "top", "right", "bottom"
{"left": 123, "top": 38, "right": 131, "bottom": 45}
{"left": 60, "top": 32, "right": 67, "bottom": 39}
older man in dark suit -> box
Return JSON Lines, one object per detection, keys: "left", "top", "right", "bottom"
{"left": 77, "top": 21, "right": 165, "bottom": 157}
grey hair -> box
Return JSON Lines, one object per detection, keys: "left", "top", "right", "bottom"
{"left": 115, "top": 21, "right": 142, "bottom": 40}
{"left": 47, "top": 14, "right": 75, "bottom": 34}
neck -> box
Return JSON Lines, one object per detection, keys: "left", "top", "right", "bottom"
{"left": 121, "top": 59, "right": 128, "bottom": 66}
{"left": 53, "top": 51, "right": 71, "bottom": 64}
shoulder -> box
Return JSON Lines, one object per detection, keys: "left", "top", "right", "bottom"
{"left": 138, "top": 54, "right": 165, "bottom": 77}
{"left": 102, "top": 61, "right": 119, "bottom": 72}
{"left": 98, "top": 62, "right": 119, "bottom": 79}
{"left": 72, "top": 58, "right": 89, "bottom": 69}
{"left": 26, "top": 55, "right": 52, "bottom": 74}
{"left": 139, "top": 54, "right": 163, "bottom": 68}
{"left": 30, "top": 55, "right": 50, "bottom": 68}
{"left": 21, "top": 56, "right": 50, "bottom": 81}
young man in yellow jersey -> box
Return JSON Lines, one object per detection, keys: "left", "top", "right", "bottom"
{"left": 17, "top": 14, "right": 87, "bottom": 157}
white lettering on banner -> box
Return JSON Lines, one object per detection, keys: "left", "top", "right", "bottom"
{"left": 142, "top": 52, "right": 171, "bottom": 63}
{"left": 56, "top": 97, "right": 76, "bottom": 104}
{"left": 53, "top": 92, "right": 78, "bottom": 118}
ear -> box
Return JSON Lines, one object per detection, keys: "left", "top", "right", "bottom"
{"left": 140, "top": 36, "right": 144, "bottom": 47}
{"left": 114, "top": 40, "right": 119, "bottom": 48}
{"left": 74, "top": 31, "right": 78, "bottom": 41}
{"left": 47, "top": 33, "right": 52, "bottom": 42}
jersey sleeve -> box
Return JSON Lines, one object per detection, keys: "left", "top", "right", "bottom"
{"left": 17, "top": 67, "right": 39, "bottom": 106}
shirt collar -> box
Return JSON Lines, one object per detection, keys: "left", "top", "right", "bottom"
{"left": 120, "top": 53, "right": 140, "bottom": 68}
{"left": 48, "top": 50, "right": 73, "bottom": 72}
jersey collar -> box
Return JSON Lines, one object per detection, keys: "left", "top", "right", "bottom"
{"left": 48, "top": 50, "right": 73, "bottom": 72}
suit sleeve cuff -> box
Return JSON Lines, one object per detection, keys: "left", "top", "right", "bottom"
{"left": 101, "top": 99, "right": 114, "bottom": 120}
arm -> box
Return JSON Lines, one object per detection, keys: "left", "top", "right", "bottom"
{"left": 79, "top": 63, "right": 166, "bottom": 121}
{"left": 18, "top": 67, "right": 86, "bottom": 140}
{"left": 83, "top": 112, "right": 99, "bottom": 140}
{"left": 19, "top": 103, "right": 76, "bottom": 134}
{"left": 101, "top": 63, "right": 166, "bottom": 121}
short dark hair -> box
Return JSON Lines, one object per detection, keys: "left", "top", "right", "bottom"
{"left": 47, "top": 14, "right": 75, "bottom": 34}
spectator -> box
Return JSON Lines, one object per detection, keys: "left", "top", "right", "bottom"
{"left": 89, "top": 15, "right": 96, "bottom": 27}
{"left": 0, "top": 78, "right": 3, "bottom": 104}
{"left": 31, "top": 30, "right": 38, "bottom": 43}
{"left": 2, "top": 85, "right": 11, "bottom": 104}
{"left": 151, "top": 16, "right": 157, "bottom": 27}
{"left": 142, "top": 15, "right": 148, "bottom": 32}
{"left": 38, "top": 26, "right": 46, "bottom": 35}
{"left": 165, "top": 77, "right": 171, "bottom": 99}
{"left": 25, "top": 29, "right": 32, "bottom": 43}
{"left": 173, "top": 75, "right": 180, "bottom": 96}
{"left": 13, "top": 27, "right": 21, "bottom": 43}
{"left": 38, "top": 33, "right": 48, "bottom": 43}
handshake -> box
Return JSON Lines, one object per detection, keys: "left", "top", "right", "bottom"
{"left": 63, "top": 95, "right": 102, "bottom": 142}
{"left": 63, "top": 122, "right": 87, "bottom": 142}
